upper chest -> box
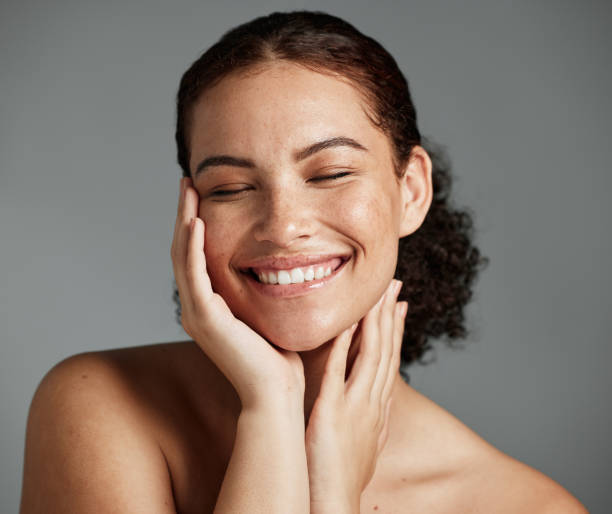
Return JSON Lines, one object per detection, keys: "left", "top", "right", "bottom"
{"left": 129, "top": 343, "right": 537, "bottom": 514}
{"left": 157, "top": 410, "right": 477, "bottom": 514}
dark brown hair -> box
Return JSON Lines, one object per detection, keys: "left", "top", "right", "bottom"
{"left": 172, "top": 10, "right": 488, "bottom": 381}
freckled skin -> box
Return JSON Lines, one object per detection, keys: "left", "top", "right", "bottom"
{"left": 20, "top": 60, "right": 582, "bottom": 511}
{"left": 187, "top": 62, "right": 410, "bottom": 351}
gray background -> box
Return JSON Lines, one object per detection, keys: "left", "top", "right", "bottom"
{"left": 1, "top": 0, "right": 610, "bottom": 511}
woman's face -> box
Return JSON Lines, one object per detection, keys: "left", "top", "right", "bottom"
{"left": 188, "top": 61, "right": 426, "bottom": 350}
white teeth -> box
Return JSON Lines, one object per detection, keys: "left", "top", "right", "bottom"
{"left": 253, "top": 262, "right": 342, "bottom": 285}
{"left": 277, "top": 270, "right": 291, "bottom": 285}
{"left": 290, "top": 268, "right": 304, "bottom": 284}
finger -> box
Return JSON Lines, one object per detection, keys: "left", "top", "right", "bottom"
{"left": 171, "top": 177, "right": 190, "bottom": 252}
{"left": 171, "top": 178, "right": 184, "bottom": 257}
{"left": 345, "top": 282, "right": 391, "bottom": 399}
{"left": 376, "top": 395, "right": 392, "bottom": 455}
{"left": 381, "top": 301, "right": 407, "bottom": 403}
{"left": 177, "top": 177, "right": 185, "bottom": 215}
{"left": 370, "top": 280, "right": 402, "bottom": 403}
{"left": 319, "top": 323, "right": 358, "bottom": 401}
{"left": 175, "top": 178, "right": 199, "bottom": 268}
{"left": 171, "top": 178, "right": 193, "bottom": 314}
{"left": 171, "top": 178, "right": 198, "bottom": 311}
{"left": 185, "top": 216, "right": 214, "bottom": 309}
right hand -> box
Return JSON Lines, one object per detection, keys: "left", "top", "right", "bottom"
{"left": 171, "top": 177, "right": 305, "bottom": 409}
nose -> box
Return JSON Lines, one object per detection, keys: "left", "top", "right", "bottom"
{"left": 252, "top": 185, "right": 314, "bottom": 247}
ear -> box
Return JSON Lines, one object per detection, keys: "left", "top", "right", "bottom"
{"left": 398, "top": 145, "right": 433, "bottom": 238}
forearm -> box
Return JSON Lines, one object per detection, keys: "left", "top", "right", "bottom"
{"left": 214, "top": 398, "right": 310, "bottom": 514}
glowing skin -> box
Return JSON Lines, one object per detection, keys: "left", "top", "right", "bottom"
{"left": 188, "top": 61, "right": 432, "bottom": 351}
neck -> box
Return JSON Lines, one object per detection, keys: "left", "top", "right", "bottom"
{"left": 298, "top": 338, "right": 337, "bottom": 425}
{"left": 297, "top": 336, "right": 407, "bottom": 429}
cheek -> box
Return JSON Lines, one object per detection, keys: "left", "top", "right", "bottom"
{"left": 197, "top": 202, "right": 239, "bottom": 289}
{"left": 331, "top": 185, "right": 399, "bottom": 256}
{"left": 325, "top": 184, "right": 400, "bottom": 298}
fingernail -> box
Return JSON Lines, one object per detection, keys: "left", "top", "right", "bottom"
{"left": 402, "top": 302, "right": 408, "bottom": 318}
{"left": 394, "top": 280, "right": 402, "bottom": 295}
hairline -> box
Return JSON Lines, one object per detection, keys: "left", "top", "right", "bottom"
{"left": 182, "top": 57, "right": 404, "bottom": 178}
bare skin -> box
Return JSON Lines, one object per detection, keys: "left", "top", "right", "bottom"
{"left": 20, "top": 62, "right": 587, "bottom": 513}
{"left": 21, "top": 341, "right": 587, "bottom": 513}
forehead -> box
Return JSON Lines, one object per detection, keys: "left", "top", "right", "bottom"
{"left": 188, "top": 61, "right": 392, "bottom": 170}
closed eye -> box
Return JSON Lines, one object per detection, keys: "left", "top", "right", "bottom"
{"left": 209, "top": 187, "right": 252, "bottom": 198}
{"left": 209, "top": 171, "right": 353, "bottom": 198}
{"left": 211, "top": 190, "right": 242, "bottom": 196}
{"left": 309, "top": 171, "right": 353, "bottom": 182}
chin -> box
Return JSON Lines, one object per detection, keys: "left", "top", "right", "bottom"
{"left": 249, "top": 319, "right": 341, "bottom": 352}
{"left": 270, "top": 338, "right": 325, "bottom": 353}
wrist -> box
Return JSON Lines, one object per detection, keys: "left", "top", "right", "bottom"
{"left": 240, "top": 383, "right": 304, "bottom": 412}
{"left": 310, "top": 496, "right": 360, "bottom": 514}
{"left": 241, "top": 393, "right": 304, "bottom": 421}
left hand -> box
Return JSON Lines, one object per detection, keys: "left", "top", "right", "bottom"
{"left": 305, "top": 278, "right": 407, "bottom": 513}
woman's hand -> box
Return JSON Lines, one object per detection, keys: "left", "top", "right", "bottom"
{"left": 171, "top": 177, "right": 305, "bottom": 409}
{"left": 305, "top": 279, "right": 407, "bottom": 513}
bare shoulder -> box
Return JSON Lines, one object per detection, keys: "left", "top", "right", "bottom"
{"left": 20, "top": 345, "right": 187, "bottom": 513}
{"left": 377, "top": 386, "right": 588, "bottom": 514}
{"left": 443, "top": 409, "right": 589, "bottom": 513}
{"left": 470, "top": 447, "right": 589, "bottom": 513}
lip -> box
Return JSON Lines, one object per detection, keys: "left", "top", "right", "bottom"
{"left": 238, "top": 253, "right": 351, "bottom": 272}
{"left": 241, "top": 256, "right": 349, "bottom": 298}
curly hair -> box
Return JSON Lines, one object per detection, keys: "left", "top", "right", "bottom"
{"left": 172, "top": 10, "right": 489, "bottom": 382}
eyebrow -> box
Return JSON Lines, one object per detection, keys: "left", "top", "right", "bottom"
{"left": 193, "top": 136, "right": 368, "bottom": 178}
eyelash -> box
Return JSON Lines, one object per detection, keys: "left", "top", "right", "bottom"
{"left": 210, "top": 171, "right": 353, "bottom": 197}
{"left": 310, "top": 171, "right": 353, "bottom": 182}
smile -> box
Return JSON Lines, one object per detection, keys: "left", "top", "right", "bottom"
{"left": 240, "top": 256, "right": 349, "bottom": 297}
{"left": 251, "top": 257, "right": 344, "bottom": 284}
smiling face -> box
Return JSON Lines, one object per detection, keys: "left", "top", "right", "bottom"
{"left": 187, "top": 61, "right": 427, "bottom": 350}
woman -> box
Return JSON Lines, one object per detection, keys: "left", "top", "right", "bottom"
{"left": 20, "top": 10, "right": 587, "bottom": 513}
